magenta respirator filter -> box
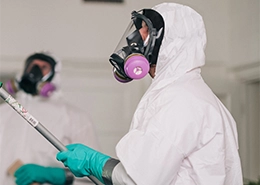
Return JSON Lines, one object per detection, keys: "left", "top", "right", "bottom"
{"left": 38, "top": 82, "right": 56, "bottom": 97}
{"left": 124, "top": 54, "right": 150, "bottom": 79}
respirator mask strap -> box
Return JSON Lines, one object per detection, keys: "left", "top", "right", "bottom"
{"left": 131, "top": 10, "right": 157, "bottom": 57}
{"left": 41, "top": 71, "right": 53, "bottom": 82}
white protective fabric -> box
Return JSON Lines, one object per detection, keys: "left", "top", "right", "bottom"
{"left": 115, "top": 3, "right": 243, "bottom": 185}
{"left": 112, "top": 163, "right": 136, "bottom": 185}
{"left": 0, "top": 54, "right": 99, "bottom": 185}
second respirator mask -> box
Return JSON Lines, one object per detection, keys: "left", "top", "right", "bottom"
{"left": 5, "top": 53, "right": 56, "bottom": 97}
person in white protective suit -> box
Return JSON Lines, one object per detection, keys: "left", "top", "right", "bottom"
{"left": 0, "top": 51, "right": 100, "bottom": 185}
{"left": 55, "top": 3, "right": 243, "bottom": 185}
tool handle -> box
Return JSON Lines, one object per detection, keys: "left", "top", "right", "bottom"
{"left": 0, "top": 82, "right": 103, "bottom": 185}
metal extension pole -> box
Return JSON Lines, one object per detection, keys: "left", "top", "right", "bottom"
{"left": 0, "top": 82, "right": 103, "bottom": 185}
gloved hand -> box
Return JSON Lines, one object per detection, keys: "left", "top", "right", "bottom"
{"left": 14, "top": 164, "right": 66, "bottom": 185}
{"left": 56, "top": 143, "right": 110, "bottom": 184}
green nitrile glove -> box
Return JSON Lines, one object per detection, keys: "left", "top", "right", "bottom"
{"left": 56, "top": 143, "right": 110, "bottom": 184}
{"left": 14, "top": 164, "right": 66, "bottom": 185}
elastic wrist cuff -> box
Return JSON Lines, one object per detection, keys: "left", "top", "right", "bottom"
{"left": 102, "top": 158, "right": 120, "bottom": 185}
{"left": 64, "top": 169, "right": 74, "bottom": 185}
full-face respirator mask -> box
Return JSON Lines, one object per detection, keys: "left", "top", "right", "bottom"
{"left": 109, "top": 9, "right": 164, "bottom": 83}
{"left": 5, "top": 53, "right": 56, "bottom": 97}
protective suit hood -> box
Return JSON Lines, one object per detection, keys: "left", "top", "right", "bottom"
{"left": 152, "top": 3, "right": 206, "bottom": 88}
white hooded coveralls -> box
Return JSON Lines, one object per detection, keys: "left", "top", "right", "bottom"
{"left": 113, "top": 3, "right": 243, "bottom": 185}
{"left": 0, "top": 55, "right": 99, "bottom": 185}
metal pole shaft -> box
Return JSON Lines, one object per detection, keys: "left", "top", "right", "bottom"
{"left": 0, "top": 82, "right": 103, "bottom": 185}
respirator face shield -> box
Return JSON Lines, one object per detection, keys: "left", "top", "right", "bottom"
{"left": 5, "top": 53, "right": 57, "bottom": 97}
{"left": 19, "top": 63, "right": 54, "bottom": 95}
{"left": 109, "top": 10, "right": 158, "bottom": 83}
{"left": 20, "top": 65, "right": 44, "bottom": 95}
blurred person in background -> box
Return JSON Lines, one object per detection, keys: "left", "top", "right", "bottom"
{"left": 0, "top": 51, "right": 100, "bottom": 185}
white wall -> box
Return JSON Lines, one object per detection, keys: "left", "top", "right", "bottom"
{"left": 1, "top": 0, "right": 259, "bottom": 65}
{"left": 0, "top": 0, "right": 259, "bottom": 182}
{"left": 228, "top": 0, "right": 260, "bottom": 67}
